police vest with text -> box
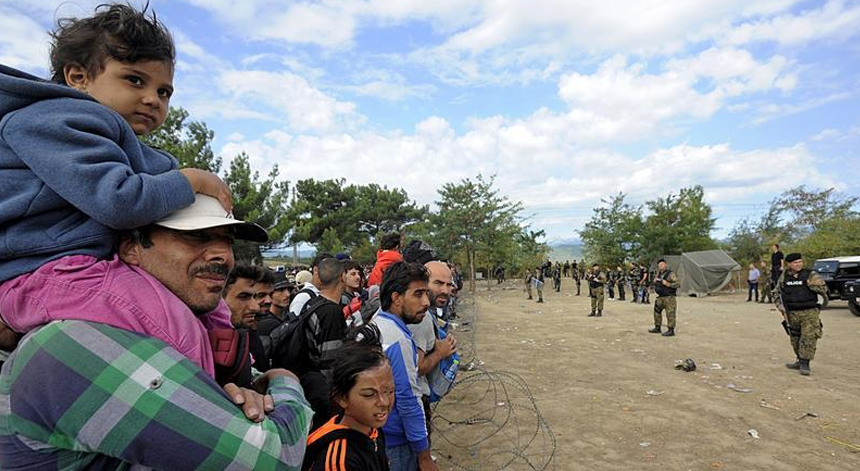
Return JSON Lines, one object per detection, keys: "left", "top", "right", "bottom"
{"left": 654, "top": 270, "right": 677, "bottom": 297}
{"left": 781, "top": 269, "right": 819, "bottom": 310}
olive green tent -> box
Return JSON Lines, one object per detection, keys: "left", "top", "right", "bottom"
{"left": 653, "top": 250, "right": 740, "bottom": 296}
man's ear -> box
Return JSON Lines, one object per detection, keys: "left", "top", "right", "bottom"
{"left": 390, "top": 291, "right": 402, "bottom": 308}
{"left": 63, "top": 63, "right": 89, "bottom": 92}
{"left": 118, "top": 237, "right": 142, "bottom": 266}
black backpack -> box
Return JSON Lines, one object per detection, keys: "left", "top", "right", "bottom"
{"left": 268, "top": 295, "right": 331, "bottom": 374}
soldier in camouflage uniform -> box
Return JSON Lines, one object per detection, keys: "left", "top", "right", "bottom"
{"left": 757, "top": 260, "right": 772, "bottom": 304}
{"left": 525, "top": 269, "right": 534, "bottom": 300}
{"left": 606, "top": 267, "right": 617, "bottom": 299}
{"left": 649, "top": 259, "right": 680, "bottom": 336}
{"left": 587, "top": 264, "right": 606, "bottom": 317}
{"left": 629, "top": 264, "right": 641, "bottom": 303}
{"left": 639, "top": 263, "right": 651, "bottom": 304}
{"left": 573, "top": 263, "right": 581, "bottom": 296}
{"left": 775, "top": 253, "right": 827, "bottom": 376}
{"left": 616, "top": 265, "right": 626, "bottom": 301}
{"left": 552, "top": 263, "right": 562, "bottom": 292}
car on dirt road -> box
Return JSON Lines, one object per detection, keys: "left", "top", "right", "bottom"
{"left": 843, "top": 280, "right": 860, "bottom": 317}
{"left": 811, "top": 256, "right": 860, "bottom": 309}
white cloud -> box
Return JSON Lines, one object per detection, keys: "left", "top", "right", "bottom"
{"left": 722, "top": 0, "right": 860, "bottom": 47}
{"left": 0, "top": 7, "right": 51, "bottom": 72}
{"left": 340, "top": 69, "right": 435, "bottom": 101}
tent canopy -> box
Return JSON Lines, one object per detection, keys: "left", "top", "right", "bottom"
{"left": 652, "top": 250, "right": 740, "bottom": 296}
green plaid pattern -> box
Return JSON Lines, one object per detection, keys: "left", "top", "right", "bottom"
{"left": 0, "top": 320, "right": 312, "bottom": 470}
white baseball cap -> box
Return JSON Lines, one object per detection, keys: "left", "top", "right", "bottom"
{"left": 155, "top": 194, "right": 268, "bottom": 243}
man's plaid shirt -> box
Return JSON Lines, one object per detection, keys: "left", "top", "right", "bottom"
{"left": 0, "top": 320, "right": 313, "bottom": 470}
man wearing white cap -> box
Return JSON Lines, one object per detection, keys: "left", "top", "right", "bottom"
{"left": 0, "top": 195, "right": 313, "bottom": 469}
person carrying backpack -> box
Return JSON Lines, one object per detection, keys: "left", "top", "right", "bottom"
{"left": 269, "top": 257, "right": 347, "bottom": 431}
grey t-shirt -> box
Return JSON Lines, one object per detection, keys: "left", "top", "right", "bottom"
{"left": 408, "top": 308, "right": 438, "bottom": 396}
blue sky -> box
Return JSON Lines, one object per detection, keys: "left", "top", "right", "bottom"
{"left": 3, "top": 0, "right": 859, "bottom": 243}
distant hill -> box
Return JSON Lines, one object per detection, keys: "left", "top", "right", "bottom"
{"left": 549, "top": 243, "right": 583, "bottom": 262}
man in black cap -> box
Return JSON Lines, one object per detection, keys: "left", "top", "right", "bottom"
{"left": 649, "top": 259, "right": 680, "bottom": 336}
{"left": 775, "top": 253, "right": 827, "bottom": 376}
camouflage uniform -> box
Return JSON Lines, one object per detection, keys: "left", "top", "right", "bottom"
{"left": 616, "top": 268, "right": 626, "bottom": 301}
{"left": 652, "top": 269, "right": 680, "bottom": 330}
{"left": 573, "top": 266, "right": 581, "bottom": 296}
{"left": 776, "top": 269, "right": 827, "bottom": 361}
{"left": 587, "top": 269, "right": 607, "bottom": 316}
{"left": 525, "top": 271, "right": 533, "bottom": 300}
{"left": 607, "top": 269, "right": 617, "bottom": 299}
{"left": 758, "top": 264, "right": 772, "bottom": 303}
{"left": 629, "top": 266, "right": 641, "bottom": 302}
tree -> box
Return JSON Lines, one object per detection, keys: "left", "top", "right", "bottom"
{"left": 768, "top": 186, "right": 858, "bottom": 241}
{"left": 578, "top": 193, "right": 642, "bottom": 265}
{"left": 141, "top": 107, "right": 222, "bottom": 173}
{"left": 224, "top": 153, "right": 291, "bottom": 262}
{"left": 638, "top": 185, "right": 716, "bottom": 261}
{"left": 725, "top": 218, "right": 765, "bottom": 266}
{"left": 354, "top": 184, "right": 428, "bottom": 237}
{"left": 431, "top": 174, "right": 523, "bottom": 292}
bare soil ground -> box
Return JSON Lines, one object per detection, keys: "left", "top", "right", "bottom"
{"left": 431, "top": 278, "right": 860, "bottom": 471}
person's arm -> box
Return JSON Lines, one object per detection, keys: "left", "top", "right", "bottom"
{"left": 3, "top": 100, "right": 195, "bottom": 229}
{"left": 1, "top": 321, "right": 312, "bottom": 470}
{"left": 417, "top": 335, "right": 456, "bottom": 376}
{"left": 807, "top": 271, "right": 828, "bottom": 297}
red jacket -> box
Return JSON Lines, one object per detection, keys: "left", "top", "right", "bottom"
{"left": 367, "top": 250, "right": 402, "bottom": 286}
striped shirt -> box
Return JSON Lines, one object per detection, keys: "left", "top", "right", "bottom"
{"left": 0, "top": 320, "right": 312, "bottom": 470}
{"left": 304, "top": 415, "right": 388, "bottom": 471}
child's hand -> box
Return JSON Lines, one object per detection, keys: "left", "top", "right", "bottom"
{"left": 180, "top": 168, "right": 233, "bottom": 212}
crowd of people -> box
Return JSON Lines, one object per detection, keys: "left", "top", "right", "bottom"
{"left": 0, "top": 4, "right": 467, "bottom": 470}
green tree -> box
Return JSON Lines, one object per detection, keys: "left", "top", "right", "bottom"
{"left": 354, "top": 184, "right": 428, "bottom": 238}
{"left": 224, "top": 153, "right": 291, "bottom": 262}
{"left": 639, "top": 185, "right": 716, "bottom": 261}
{"left": 579, "top": 193, "right": 642, "bottom": 265}
{"left": 141, "top": 107, "right": 222, "bottom": 173}
{"left": 431, "top": 174, "right": 523, "bottom": 292}
{"left": 725, "top": 218, "right": 765, "bottom": 266}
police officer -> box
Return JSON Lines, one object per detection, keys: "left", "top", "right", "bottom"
{"left": 552, "top": 263, "right": 562, "bottom": 292}
{"left": 535, "top": 266, "right": 545, "bottom": 303}
{"left": 775, "top": 253, "right": 827, "bottom": 376}
{"left": 639, "top": 263, "right": 651, "bottom": 304}
{"left": 649, "top": 259, "right": 679, "bottom": 336}
{"left": 616, "top": 265, "right": 626, "bottom": 301}
{"left": 757, "top": 260, "right": 772, "bottom": 304}
{"left": 629, "top": 264, "right": 640, "bottom": 303}
{"left": 525, "top": 268, "right": 534, "bottom": 300}
{"left": 587, "top": 264, "right": 606, "bottom": 317}
{"left": 573, "top": 263, "right": 581, "bottom": 296}
{"left": 606, "top": 267, "right": 617, "bottom": 299}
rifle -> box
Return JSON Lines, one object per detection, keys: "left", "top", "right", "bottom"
{"left": 774, "top": 273, "right": 790, "bottom": 336}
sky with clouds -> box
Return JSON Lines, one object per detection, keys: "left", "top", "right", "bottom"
{"left": 3, "top": 0, "right": 859, "bottom": 243}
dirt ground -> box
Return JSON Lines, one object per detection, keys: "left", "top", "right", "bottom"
{"left": 431, "top": 278, "right": 860, "bottom": 471}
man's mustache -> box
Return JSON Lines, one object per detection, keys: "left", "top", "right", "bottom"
{"left": 191, "top": 264, "right": 230, "bottom": 277}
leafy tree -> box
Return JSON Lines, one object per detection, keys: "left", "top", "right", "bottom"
{"left": 431, "top": 174, "right": 523, "bottom": 292}
{"left": 638, "top": 185, "right": 716, "bottom": 261}
{"left": 288, "top": 178, "right": 360, "bottom": 250}
{"left": 224, "top": 153, "right": 291, "bottom": 262}
{"left": 579, "top": 193, "right": 642, "bottom": 265}
{"left": 354, "top": 184, "right": 428, "bottom": 237}
{"left": 141, "top": 107, "right": 222, "bottom": 173}
{"left": 767, "top": 186, "right": 858, "bottom": 241}
{"left": 725, "top": 218, "right": 765, "bottom": 266}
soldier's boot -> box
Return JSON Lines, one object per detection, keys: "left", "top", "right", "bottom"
{"left": 537, "top": 298, "right": 544, "bottom": 303}
{"left": 662, "top": 328, "right": 675, "bottom": 337}
{"left": 595, "top": 311, "right": 602, "bottom": 317}
{"left": 588, "top": 311, "right": 596, "bottom": 317}
{"left": 648, "top": 325, "right": 662, "bottom": 333}
{"left": 799, "top": 359, "right": 811, "bottom": 376}
{"left": 785, "top": 359, "right": 801, "bottom": 370}
{"left": 527, "top": 295, "right": 533, "bottom": 300}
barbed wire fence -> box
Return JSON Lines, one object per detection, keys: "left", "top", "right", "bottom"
{"left": 430, "top": 286, "right": 557, "bottom": 471}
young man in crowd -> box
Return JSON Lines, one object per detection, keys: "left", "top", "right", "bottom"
{"left": 373, "top": 261, "right": 438, "bottom": 471}
{"left": 224, "top": 263, "right": 271, "bottom": 371}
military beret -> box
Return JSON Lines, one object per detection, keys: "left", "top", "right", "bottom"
{"left": 785, "top": 253, "right": 802, "bottom": 263}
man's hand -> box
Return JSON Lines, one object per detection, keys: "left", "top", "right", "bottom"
{"left": 223, "top": 383, "right": 274, "bottom": 422}
{"left": 418, "top": 450, "right": 439, "bottom": 471}
{"left": 434, "top": 335, "right": 456, "bottom": 359}
{"left": 180, "top": 168, "right": 233, "bottom": 212}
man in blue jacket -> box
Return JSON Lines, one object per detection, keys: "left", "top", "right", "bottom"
{"left": 372, "top": 261, "right": 438, "bottom": 471}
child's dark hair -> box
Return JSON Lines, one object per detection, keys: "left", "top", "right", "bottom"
{"left": 330, "top": 323, "right": 387, "bottom": 406}
{"left": 380, "top": 261, "right": 429, "bottom": 311}
{"left": 49, "top": 3, "right": 175, "bottom": 84}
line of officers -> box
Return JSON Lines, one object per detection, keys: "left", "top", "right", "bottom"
{"left": 526, "top": 260, "right": 679, "bottom": 336}
{"left": 528, "top": 253, "right": 827, "bottom": 376}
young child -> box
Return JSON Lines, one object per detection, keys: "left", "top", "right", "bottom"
{"left": 304, "top": 324, "right": 393, "bottom": 470}
{"left": 0, "top": 4, "right": 234, "bottom": 376}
